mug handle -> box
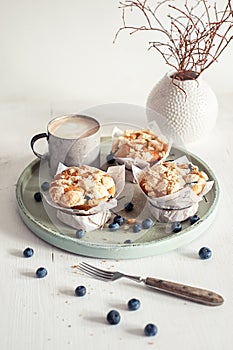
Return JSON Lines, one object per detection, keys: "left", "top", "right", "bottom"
{"left": 30, "top": 133, "right": 48, "bottom": 159}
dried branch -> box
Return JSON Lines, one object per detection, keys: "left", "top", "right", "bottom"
{"left": 114, "top": 0, "right": 233, "bottom": 80}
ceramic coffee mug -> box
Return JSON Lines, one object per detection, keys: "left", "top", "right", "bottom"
{"left": 31, "top": 114, "right": 101, "bottom": 176}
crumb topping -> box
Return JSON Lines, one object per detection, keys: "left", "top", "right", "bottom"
{"left": 49, "top": 165, "right": 116, "bottom": 209}
{"left": 140, "top": 161, "right": 208, "bottom": 197}
{"left": 112, "top": 129, "right": 168, "bottom": 164}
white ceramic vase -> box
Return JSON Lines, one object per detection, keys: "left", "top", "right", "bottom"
{"left": 146, "top": 72, "right": 218, "bottom": 144}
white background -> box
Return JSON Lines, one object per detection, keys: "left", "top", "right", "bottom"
{"left": 0, "top": 0, "right": 232, "bottom": 107}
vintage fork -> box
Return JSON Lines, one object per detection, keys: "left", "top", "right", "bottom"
{"left": 78, "top": 262, "right": 224, "bottom": 306}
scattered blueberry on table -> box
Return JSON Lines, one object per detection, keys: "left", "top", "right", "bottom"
{"left": 106, "top": 153, "right": 116, "bottom": 164}
{"left": 34, "top": 192, "right": 43, "bottom": 202}
{"left": 198, "top": 247, "right": 212, "bottom": 260}
{"left": 23, "top": 247, "right": 34, "bottom": 258}
{"left": 124, "top": 202, "right": 134, "bottom": 212}
{"left": 171, "top": 222, "right": 182, "bottom": 233}
{"left": 76, "top": 229, "right": 86, "bottom": 239}
{"left": 75, "top": 285, "right": 86, "bottom": 297}
{"left": 189, "top": 214, "right": 200, "bottom": 225}
{"left": 36, "top": 267, "right": 48, "bottom": 278}
{"left": 124, "top": 239, "right": 132, "bottom": 244}
{"left": 41, "top": 181, "right": 50, "bottom": 191}
{"left": 142, "top": 218, "right": 153, "bottom": 229}
{"left": 128, "top": 298, "right": 141, "bottom": 311}
{"left": 144, "top": 323, "right": 158, "bottom": 337}
{"left": 132, "top": 223, "right": 142, "bottom": 233}
{"left": 106, "top": 310, "right": 121, "bottom": 325}
{"left": 108, "top": 222, "right": 120, "bottom": 231}
{"left": 113, "top": 215, "right": 125, "bottom": 226}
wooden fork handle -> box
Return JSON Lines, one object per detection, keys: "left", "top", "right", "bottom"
{"left": 145, "top": 277, "right": 224, "bottom": 306}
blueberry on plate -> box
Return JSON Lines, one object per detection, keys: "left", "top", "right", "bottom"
{"left": 113, "top": 215, "right": 125, "bottom": 226}
{"left": 128, "top": 298, "right": 141, "bottom": 311}
{"left": 124, "top": 202, "right": 134, "bottom": 212}
{"left": 75, "top": 285, "right": 86, "bottom": 297}
{"left": 198, "top": 247, "right": 212, "bottom": 260}
{"left": 36, "top": 267, "right": 48, "bottom": 278}
{"left": 41, "top": 181, "right": 50, "bottom": 191}
{"left": 106, "top": 310, "right": 121, "bottom": 325}
{"left": 124, "top": 239, "right": 132, "bottom": 244}
{"left": 144, "top": 323, "right": 158, "bottom": 337}
{"left": 23, "top": 247, "right": 34, "bottom": 258}
{"left": 189, "top": 214, "right": 200, "bottom": 225}
{"left": 108, "top": 222, "right": 120, "bottom": 231}
{"left": 76, "top": 229, "right": 85, "bottom": 239}
{"left": 132, "top": 223, "right": 142, "bottom": 233}
{"left": 106, "top": 153, "right": 116, "bottom": 164}
{"left": 34, "top": 192, "right": 42, "bottom": 202}
{"left": 142, "top": 218, "right": 153, "bottom": 229}
{"left": 171, "top": 222, "right": 182, "bottom": 233}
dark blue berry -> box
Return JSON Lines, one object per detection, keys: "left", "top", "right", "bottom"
{"left": 198, "top": 247, "right": 212, "bottom": 260}
{"left": 132, "top": 223, "right": 142, "bottom": 233}
{"left": 106, "top": 153, "right": 116, "bottom": 164}
{"left": 128, "top": 298, "right": 141, "bottom": 311}
{"left": 171, "top": 222, "right": 182, "bottom": 233}
{"left": 41, "top": 181, "right": 50, "bottom": 191}
{"left": 124, "top": 202, "right": 134, "bottom": 212}
{"left": 142, "top": 218, "right": 153, "bottom": 229}
{"left": 106, "top": 310, "right": 121, "bottom": 325}
{"left": 189, "top": 214, "right": 200, "bottom": 225}
{"left": 76, "top": 229, "right": 85, "bottom": 239}
{"left": 36, "top": 267, "right": 47, "bottom": 278}
{"left": 113, "top": 215, "right": 125, "bottom": 226}
{"left": 23, "top": 247, "right": 34, "bottom": 258}
{"left": 124, "top": 239, "right": 132, "bottom": 244}
{"left": 34, "top": 192, "right": 42, "bottom": 202}
{"left": 75, "top": 285, "right": 86, "bottom": 297}
{"left": 108, "top": 222, "right": 120, "bottom": 231}
{"left": 144, "top": 323, "right": 158, "bottom": 337}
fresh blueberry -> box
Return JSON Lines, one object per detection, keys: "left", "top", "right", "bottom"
{"left": 189, "top": 214, "right": 200, "bottom": 225}
{"left": 106, "top": 153, "right": 116, "bottom": 164}
{"left": 36, "top": 267, "right": 48, "bottom": 278}
{"left": 23, "top": 247, "right": 34, "bottom": 258}
{"left": 76, "top": 229, "right": 85, "bottom": 239}
{"left": 124, "top": 202, "right": 134, "bottom": 212}
{"left": 142, "top": 218, "right": 153, "bottom": 229}
{"left": 113, "top": 215, "right": 125, "bottom": 226}
{"left": 128, "top": 298, "right": 141, "bottom": 311}
{"left": 41, "top": 181, "right": 50, "bottom": 191}
{"left": 198, "top": 247, "right": 212, "bottom": 260}
{"left": 171, "top": 222, "right": 182, "bottom": 233}
{"left": 132, "top": 223, "right": 142, "bottom": 233}
{"left": 34, "top": 192, "right": 42, "bottom": 202}
{"left": 75, "top": 285, "right": 86, "bottom": 297}
{"left": 108, "top": 222, "right": 120, "bottom": 231}
{"left": 106, "top": 310, "right": 121, "bottom": 325}
{"left": 144, "top": 323, "right": 158, "bottom": 337}
{"left": 124, "top": 239, "right": 132, "bottom": 244}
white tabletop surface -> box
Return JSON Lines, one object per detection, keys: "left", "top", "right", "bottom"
{"left": 1, "top": 97, "right": 233, "bottom": 350}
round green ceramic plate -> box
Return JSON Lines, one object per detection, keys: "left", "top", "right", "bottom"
{"left": 16, "top": 137, "right": 219, "bottom": 259}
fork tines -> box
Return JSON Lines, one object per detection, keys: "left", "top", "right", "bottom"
{"left": 78, "top": 262, "right": 114, "bottom": 281}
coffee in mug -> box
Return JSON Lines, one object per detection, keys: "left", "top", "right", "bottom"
{"left": 31, "top": 114, "right": 101, "bottom": 176}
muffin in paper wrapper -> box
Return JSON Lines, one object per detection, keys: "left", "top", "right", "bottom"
{"left": 132, "top": 156, "right": 214, "bottom": 223}
{"left": 43, "top": 163, "right": 125, "bottom": 232}
{"left": 111, "top": 124, "right": 172, "bottom": 170}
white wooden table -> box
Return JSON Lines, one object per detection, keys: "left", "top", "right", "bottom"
{"left": 0, "top": 98, "right": 232, "bottom": 350}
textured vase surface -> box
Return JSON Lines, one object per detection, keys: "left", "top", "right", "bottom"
{"left": 146, "top": 72, "right": 218, "bottom": 144}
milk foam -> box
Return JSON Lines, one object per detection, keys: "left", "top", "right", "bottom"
{"left": 49, "top": 116, "right": 99, "bottom": 139}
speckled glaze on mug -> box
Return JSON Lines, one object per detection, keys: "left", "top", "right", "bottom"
{"left": 30, "top": 114, "right": 101, "bottom": 176}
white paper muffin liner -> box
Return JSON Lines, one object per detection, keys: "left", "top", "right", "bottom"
{"left": 132, "top": 156, "right": 214, "bottom": 223}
